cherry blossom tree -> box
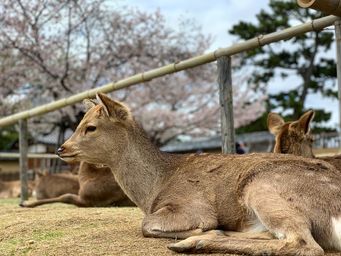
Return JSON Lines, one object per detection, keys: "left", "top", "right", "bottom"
{"left": 0, "top": 0, "right": 266, "bottom": 147}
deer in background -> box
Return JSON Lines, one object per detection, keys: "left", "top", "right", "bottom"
{"left": 267, "top": 110, "right": 341, "bottom": 171}
{"left": 56, "top": 93, "right": 341, "bottom": 255}
{"left": 21, "top": 161, "right": 134, "bottom": 207}
{"left": 33, "top": 171, "right": 79, "bottom": 200}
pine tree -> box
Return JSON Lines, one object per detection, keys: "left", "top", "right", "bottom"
{"left": 230, "top": 0, "right": 337, "bottom": 132}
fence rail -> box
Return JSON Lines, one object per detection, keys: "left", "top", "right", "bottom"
{"left": 0, "top": 153, "right": 58, "bottom": 159}
{"left": 314, "top": 132, "right": 341, "bottom": 149}
{"left": 0, "top": 15, "right": 338, "bottom": 128}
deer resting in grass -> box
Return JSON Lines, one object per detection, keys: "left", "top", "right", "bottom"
{"left": 33, "top": 171, "right": 79, "bottom": 200}
{"left": 267, "top": 110, "right": 341, "bottom": 171}
{"left": 21, "top": 161, "right": 133, "bottom": 208}
{"left": 57, "top": 93, "right": 341, "bottom": 255}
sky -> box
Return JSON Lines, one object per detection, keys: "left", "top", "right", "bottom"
{"left": 122, "top": 0, "right": 269, "bottom": 51}
{"left": 120, "top": 0, "right": 340, "bottom": 129}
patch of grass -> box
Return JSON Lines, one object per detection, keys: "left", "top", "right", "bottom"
{"left": 0, "top": 198, "right": 20, "bottom": 206}
{"left": 7, "top": 237, "right": 21, "bottom": 245}
{"left": 32, "top": 230, "right": 64, "bottom": 241}
{"left": 0, "top": 237, "right": 24, "bottom": 256}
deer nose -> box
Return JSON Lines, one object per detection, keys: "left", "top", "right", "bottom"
{"left": 56, "top": 146, "right": 65, "bottom": 155}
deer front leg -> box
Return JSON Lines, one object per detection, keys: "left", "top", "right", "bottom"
{"left": 224, "top": 231, "right": 274, "bottom": 240}
{"left": 142, "top": 203, "right": 218, "bottom": 239}
{"left": 168, "top": 233, "right": 324, "bottom": 256}
{"left": 20, "top": 193, "right": 88, "bottom": 208}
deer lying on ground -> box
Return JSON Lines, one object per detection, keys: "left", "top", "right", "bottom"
{"left": 0, "top": 180, "right": 34, "bottom": 198}
{"left": 21, "top": 161, "right": 134, "bottom": 207}
{"left": 267, "top": 110, "right": 341, "bottom": 171}
{"left": 57, "top": 93, "right": 341, "bottom": 255}
{"left": 33, "top": 171, "right": 80, "bottom": 200}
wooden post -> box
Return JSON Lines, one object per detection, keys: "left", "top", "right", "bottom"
{"left": 297, "top": 0, "right": 341, "bottom": 16}
{"left": 19, "top": 119, "right": 29, "bottom": 203}
{"left": 335, "top": 19, "right": 341, "bottom": 145}
{"left": 217, "top": 56, "right": 236, "bottom": 154}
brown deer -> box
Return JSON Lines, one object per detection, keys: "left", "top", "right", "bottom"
{"left": 57, "top": 93, "right": 341, "bottom": 255}
{"left": 33, "top": 171, "right": 80, "bottom": 200}
{"left": 267, "top": 110, "right": 341, "bottom": 171}
{"left": 21, "top": 161, "right": 133, "bottom": 207}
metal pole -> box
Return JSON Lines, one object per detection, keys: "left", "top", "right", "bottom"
{"left": 19, "top": 119, "right": 29, "bottom": 204}
{"left": 217, "top": 56, "right": 236, "bottom": 154}
{"left": 335, "top": 19, "right": 341, "bottom": 145}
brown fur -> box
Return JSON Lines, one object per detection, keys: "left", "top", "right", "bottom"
{"left": 34, "top": 171, "right": 79, "bottom": 200}
{"left": 57, "top": 93, "right": 341, "bottom": 255}
{"left": 267, "top": 110, "right": 341, "bottom": 171}
{"left": 21, "top": 162, "right": 134, "bottom": 208}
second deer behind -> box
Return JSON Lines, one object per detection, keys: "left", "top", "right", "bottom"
{"left": 267, "top": 110, "right": 341, "bottom": 171}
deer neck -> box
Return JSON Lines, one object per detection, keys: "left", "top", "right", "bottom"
{"left": 109, "top": 123, "right": 179, "bottom": 213}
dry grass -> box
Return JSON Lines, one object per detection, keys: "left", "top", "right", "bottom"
{"left": 0, "top": 199, "right": 229, "bottom": 256}
{"left": 0, "top": 199, "right": 339, "bottom": 256}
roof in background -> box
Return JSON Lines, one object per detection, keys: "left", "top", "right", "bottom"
{"left": 160, "top": 131, "right": 273, "bottom": 152}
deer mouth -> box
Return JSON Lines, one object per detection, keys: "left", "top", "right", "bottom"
{"left": 58, "top": 154, "right": 78, "bottom": 162}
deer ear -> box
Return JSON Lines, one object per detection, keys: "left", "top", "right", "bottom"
{"left": 290, "top": 110, "right": 314, "bottom": 134}
{"left": 267, "top": 113, "right": 285, "bottom": 135}
{"left": 83, "top": 99, "right": 97, "bottom": 112}
{"left": 96, "top": 93, "right": 131, "bottom": 121}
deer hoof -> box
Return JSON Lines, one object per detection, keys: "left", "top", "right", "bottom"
{"left": 167, "top": 239, "right": 202, "bottom": 253}
{"left": 167, "top": 242, "right": 190, "bottom": 253}
{"left": 19, "top": 202, "right": 31, "bottom": 208}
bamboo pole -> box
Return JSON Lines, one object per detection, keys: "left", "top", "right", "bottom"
{"left": 19, "top": 119, "right": 29, "bottom": 204}
{"left": 297, "top": 0, "right": 341, "bottom": 16}
{"left": 0, "top": 152, "right": 59, "bottom": 159}
{"left": 335, "top": 19, "right": 341, "bottom": 143}
{"left": 0, "top": 15, "right": 338, "bottom": 128}
{"left": 217, "top": 56, "right": 235, "bottom": 154}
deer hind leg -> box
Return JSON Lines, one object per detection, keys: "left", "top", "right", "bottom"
{"left": 168, "top": 184, "right": 324, "bottom": 256}
{"left": 142, "top": 203, "right": 218, "bottom": 239}
{"left": 20, "top": 193, "right": 88, "bottom": 208}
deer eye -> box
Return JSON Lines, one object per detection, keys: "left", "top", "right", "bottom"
{"left": 85, "top": 126, "right": 96, "bottom": 134}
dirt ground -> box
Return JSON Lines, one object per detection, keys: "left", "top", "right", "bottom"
{"left": 0, "top": 199, "right": 339, "bottom": 256}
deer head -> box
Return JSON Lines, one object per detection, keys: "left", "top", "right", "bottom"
{"left": 57, "top": 93, "right": 133, "bottom": 166}
{"left": 267, "top": 110, "right": 315, "bottom": 158}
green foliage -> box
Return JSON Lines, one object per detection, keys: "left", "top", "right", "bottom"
{"left": 230, "top": 0, "right": 337, "bottom": 131}
{"left": 236, "top": 112, "right": 269, "bottom": 134}
{"left": 0, "top": 125, "right": 18, "bottom": 150}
